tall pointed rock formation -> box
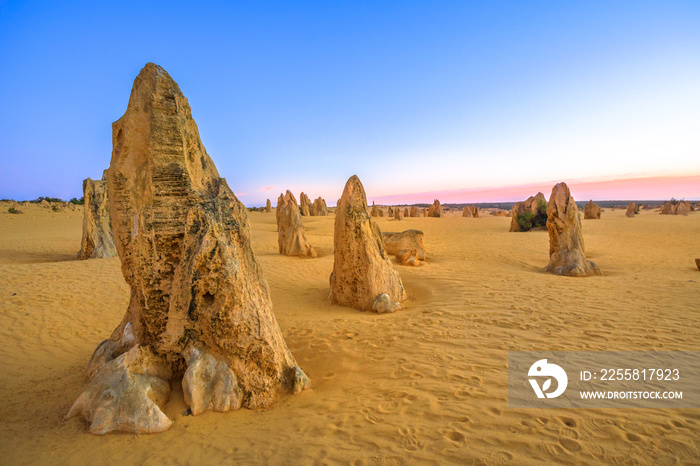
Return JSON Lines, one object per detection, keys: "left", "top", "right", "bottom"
{"left": 68, "top": 63, "right": 309, "bottom": 435}
{"left": 543, "top": 182, "right": 602, "bottom": 277}
{"left": 330, "top": 175, "right": 406, "bottom": 312}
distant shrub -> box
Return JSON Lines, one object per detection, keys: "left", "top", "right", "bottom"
{"left": 32, "top": 196, "right": 64, "bottom": 203}
{"left": 51, "top": 205, "right": 61, "bottom": 212}
{"left": 8, "top": 207, "right": 23, "bottom": 214}
{"left": 69, "top": 197, "right": 84, "bottom": 205}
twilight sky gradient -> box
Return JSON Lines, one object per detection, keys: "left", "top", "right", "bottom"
{"left": 1, "top": 1, "right": 699, "bottom": 206}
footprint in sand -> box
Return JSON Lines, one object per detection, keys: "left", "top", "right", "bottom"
{"left": 398, "top": 426, "right": 423, "bottom": 452}
{"left": 558, "top": 437, "right": 582, "bottom": 452}
{"left": 444, "top": 430, "right": 466, "bottom": 444}
{"left": 557, "top": 416, "right": 577, "bottom": 428}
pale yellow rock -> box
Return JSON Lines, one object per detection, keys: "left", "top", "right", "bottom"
{"left": 584, "top": 200, "right": 601, "bottom": 219}
{"left": 299, "top": 192, "right": 312, "bottom": 216}
{"left": 382, "top": 230, "right": 426, "bottom": 261}
{"left": 78, "top": 173, "right": 117, "bottom": 259}
{"left": 67, "top": 346, "right": 173, "bottom": 435}
{"left": 330, "top": 175, "right": 406, "bottom": 312}
{"left": 277, "top": 190, "right": 317, "bottom": 258}
{"left": 265, "top": 199, "right": 271, "bottom": 213}
{"left": 312, "top": 196, "right": 328, "bottom": 216}
{"left": 182, "top": 347, "right": 243, "bottom": 416}
{"left": 427, "top": 199, "right": 442, "bottom": 217}
{"left": 543, "top": 182, "right": 602, "bottom": 277}
{"left": 70, "top": 63, "right": 309, "bottom": 435}
{"left": 396, "top": 248, "right": 420, "bottom": 267}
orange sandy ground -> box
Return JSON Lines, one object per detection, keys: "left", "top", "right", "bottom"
{"left": 0, "top": 203, "right": 699, "bottom": 464}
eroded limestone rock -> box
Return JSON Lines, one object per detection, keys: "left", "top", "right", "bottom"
{"left": 462, "top": 206, "right": 473, "bottom": 218}
{"left": 584, "top": 200, "right": 601, "bottom": 220}
{"left": 396, "top": 249, "right": 420, "bottom": 267}
{"left": 543, "top": 182, "right": 602, "bottom": 277}
{"left": 78, "top": 172, "right": 117, "bottom": 259}
{"left": 69, "top": 63, "right": 309, "bottom": 435}
{"left": 510, "top": 193, "right": 547, "bottom": 232}
{"left": 299, "top": 192, "right": 311, "bottom": 216}
{"left": 382, "top": 230, "right": 425, "bottom": 261}
{"left": 330, "top": 175, "right": 406, "bottom": 312}
{"left": 277, "top": 190, "right": 317, "bottom": 258}
{"left": 428, "top": 199, "right": 442, "bottom": 217}
{"left": 626, "top": 202, "right": 637, "bottom": 218}
{"left": 67, "top": 346, "right": 173, "bottom": 435}
{"left": 265, "top": 199, "right": 271, "bottom": 213}
{"left": 312, "top": 196, "right": 328, "bottom": 216}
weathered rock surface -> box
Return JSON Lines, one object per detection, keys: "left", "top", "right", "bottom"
{"left": 330, "top": 175, "right": 406, "bottom": 312}
{"left": 277, "top": 191, "right": 317, "bottom": 258}
{"left": 696, "top": 258, "right": 700, "bottom": 271}
{"left": 312, "top": 196, "right": 328, "bottom": 216}
{"left": 68, "top": 63, "right": 309, "bottom": 435}
{"left": 462, "top": 206, "right": 473, "bottom": 217}
{"left": 78, "top": 172, "right": 117, "bottom": 259}
{"left": 626, "top": 202, "right": 637, "bottom": 218}
{"left": 67, "top": 346, "right": 173, "bottom": 435}
{"left": 382, "top": 230, "right": 426, "bottom": 261}
{"left": 299, "top": 192, "right": 312, "bottom": 216}
{"left": 584, "top": 200, "right": 601, "bottom": 219}
{"left": 428, "top": 199, "right": 442, "bottom": 217}
{"left": 372, "top": 293, "right": 400, "bottom": 314}
{"left": 510, "top": 193, "right": 547, "bottom": 232}
{"left": 394, "top": 208, "right": 403, "bottom": 220}
{"left": 470, "top": 205, "right": 479, "bottom": 218}
{"left": 396, "top": 248, "right": 420, "bottom": 267}
{"left": 543, "top": 182, "right": 602, "bottom": 277}
{"left": 663, "top": 200, "right": 691, "bottom": 216}
{"left": 409, "top": 206, "right": 419, "bottom": 217}
{"left": 265, "top": 199, "right": 271, "bottom": 213}
{"left": 675, "top": 201, "right": 690, "bottom": 215}
{"left": 371, "top": 202, "right": 379, "bottom": 217}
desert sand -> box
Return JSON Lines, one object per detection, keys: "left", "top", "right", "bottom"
{"left": 1, "top": 203, "right": 699, "bottom": 464}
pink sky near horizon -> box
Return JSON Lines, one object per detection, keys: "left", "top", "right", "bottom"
{"left": 368, "top": 174, "right": 700, "bottom": 205}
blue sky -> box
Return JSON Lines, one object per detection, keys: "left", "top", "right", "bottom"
{"left": 1, "top": 1, "right": 699, "bottom": 205}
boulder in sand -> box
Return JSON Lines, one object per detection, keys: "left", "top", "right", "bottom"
{"left": 78, "top": 172, "right": 117, "bottom": 259}
{"left": 277, "top": 191, "right": 317, "bottom": 258}
{"left": 395, "top": 249, "right": 420, "bottom": 267}
{"left": 510, "top": 192, "right": 547, "bottom": 232}
{"left": 543, "top": 182, "right": 602, "bottom": 277}
{"left": 381, "top": 230, "right": 426, "bottom": 261}
{"left": 583, "top": 200, "right": 601, "bottom": 219}
{"left": 330, "top": 175, "right": 406, "bottom": 312}
{"left": 625, "top": 202, "right": 637, "bottom": 217}
{"left": 427, "top": 199, "right": 442, "bottom": 217}
{"left": 68, "top": 63, "right": 309, "bottom": 435}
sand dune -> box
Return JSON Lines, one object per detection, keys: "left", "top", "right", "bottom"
{"left": 1, "top": 204, "right": 699, "bottom": 464}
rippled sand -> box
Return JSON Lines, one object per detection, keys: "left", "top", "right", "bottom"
{"left": 1, "top": 203, "right": 698, "bottom": 464}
